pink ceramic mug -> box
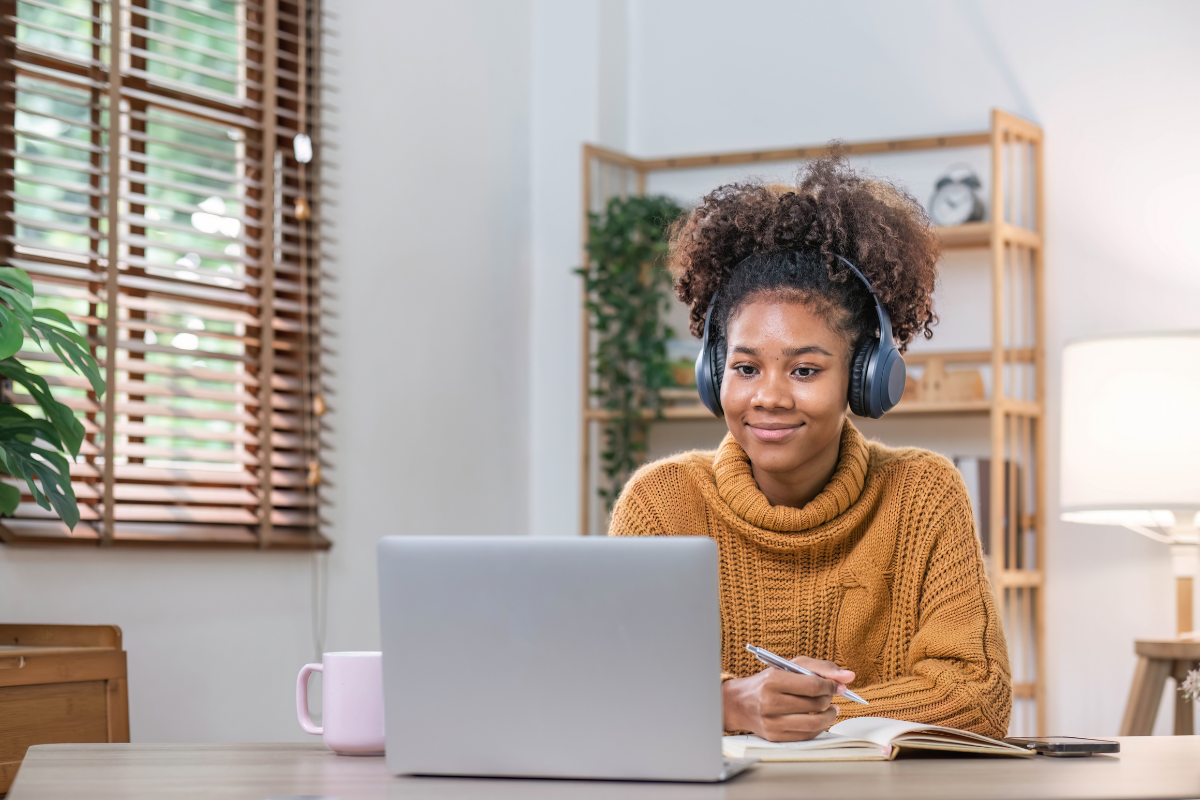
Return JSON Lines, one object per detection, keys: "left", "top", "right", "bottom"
{"left": 296, "top": 651, "right": 385, "bottom": 755}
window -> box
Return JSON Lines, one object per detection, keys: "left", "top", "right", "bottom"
{"left": 0, "top": 0, "right": 328, "bottom": 548}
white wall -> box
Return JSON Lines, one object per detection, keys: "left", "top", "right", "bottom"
{"left": 529, "top": 0, "right": 634, "bottom": 539}
{"left": 322, "top": 0, "right": 533, "bottom": 655}
{"left": 529, "top": 1, "right": 597, "bottom": 543}
{"left": 0, "top": 0, "right": 534, "bottom": 743}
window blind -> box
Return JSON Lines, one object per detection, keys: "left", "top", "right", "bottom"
{"left": 0, "top": 0, "right": 328, "bottom": 547}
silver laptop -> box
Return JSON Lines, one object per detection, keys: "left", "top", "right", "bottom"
{"left": 377, "top": 536, "right": 755, "bottom": 782}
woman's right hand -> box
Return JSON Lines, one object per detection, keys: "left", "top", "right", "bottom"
{"left": 721, "top": 657, "right": 856, "bottom": 742}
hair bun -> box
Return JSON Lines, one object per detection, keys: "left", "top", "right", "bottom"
{"left": 666, "top": 154, "right": 940, "bottom": 350}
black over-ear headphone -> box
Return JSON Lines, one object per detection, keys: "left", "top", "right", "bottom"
{"left": 694, "top": 254, "right": 906, "bottom": 419}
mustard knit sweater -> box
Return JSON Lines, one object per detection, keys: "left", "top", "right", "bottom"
{"left": 609, "top": 420, "right": 1011, "bottom": 738}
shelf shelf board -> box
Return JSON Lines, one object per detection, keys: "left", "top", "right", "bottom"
{"left": 613, "top": 130, "right": 994, "bottom": 173}
{"left": 883, "top": 399, "right": 991, "bottom": 415}
{"left": 935, "top": 222, "right": 992, "bottom": 249}
{"left": 935, "top": 222, "right": 1043, "bottom": 250}
{"left": 995, "top": 570, "right": 1044, "bottom": 588}
{"left": 585, "top": 397, "right": 1046, "bottom": 422}
{"left": 584, "top": 405, "right": 718, "bottom": 422}
{"left": 904, "top": 348, "right": 1035, "bottom": 365}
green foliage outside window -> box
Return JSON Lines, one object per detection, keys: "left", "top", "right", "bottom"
{"left": 578, "top": 194, "right": 684, "bottom": 510}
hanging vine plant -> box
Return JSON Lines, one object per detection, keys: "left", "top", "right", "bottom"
{"left": 578, "top": 194, "right": 684, "bottom": 510}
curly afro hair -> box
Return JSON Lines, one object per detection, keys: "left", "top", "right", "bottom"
{"left": 667, "top": 154, "right": 940, "bottom": 357}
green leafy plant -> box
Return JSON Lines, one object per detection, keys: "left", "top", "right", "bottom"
{"left": 578, "top": 194, "right": 684, "bottom": 509}
{"left": 0, "top": 266, "right": 105, "bottom": 529}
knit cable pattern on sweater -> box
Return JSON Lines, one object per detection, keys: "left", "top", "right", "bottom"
{"left": 608, "top": 420, "right": 1012, "bottom": 738}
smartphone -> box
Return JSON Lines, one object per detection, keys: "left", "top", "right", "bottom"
{"left": 1005, "top": 736, "right": 1120, "bottom": 757}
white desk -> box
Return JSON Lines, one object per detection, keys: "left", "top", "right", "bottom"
{"left": 7, "top": 738, "right": 1200, "bottom": 800}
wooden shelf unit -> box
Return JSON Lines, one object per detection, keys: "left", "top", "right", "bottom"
{"left": 579, "top": 109, "right": 1046, "bottom": 735}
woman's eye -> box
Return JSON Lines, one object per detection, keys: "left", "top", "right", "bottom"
{"left": 793, "top": 367, "right": 818, "bottom": 378}
{"left": 734, "top": 364, "right": 757, "bottom": 376}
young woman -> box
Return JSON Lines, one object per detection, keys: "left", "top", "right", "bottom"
{"left": 609, "top": 157, "right": 1011, "bottom": 742}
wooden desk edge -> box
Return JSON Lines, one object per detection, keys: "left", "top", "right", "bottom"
{"left": 10, "top": 738, "right": 1200, "bottom": 800}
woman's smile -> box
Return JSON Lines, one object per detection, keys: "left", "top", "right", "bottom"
{"left": 745, "top": 421, "right": 803, "bottom": 443}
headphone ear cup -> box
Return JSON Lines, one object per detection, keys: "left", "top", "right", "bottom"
{"left": 847, "top": 339, "right": 874, "bottom": 418}
{"left": 713, "top": 338, "right": 726, "bottom": 392}
{"left": 694, "top": 345, "right": 717, "bottom": 416}
{"left": 695, "top": 304, "right": 725, "bottom": 418}
{"left": 878, "top": 348, "right": 907, "bottom": 414}
{"left": 694, "top": 334, "right": 724, "bottom": 417}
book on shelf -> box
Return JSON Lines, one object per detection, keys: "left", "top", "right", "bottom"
{"left": 952, "top": 456, "right": 1032, "bottom": 570}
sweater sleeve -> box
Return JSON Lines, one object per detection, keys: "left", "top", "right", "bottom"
{"left": 607, "top": 478, "right": 665, "bottom": 538}
{"left": 832, "top": 468, "right": 1013, "bottom": 739}
{"left": 608, "top": 463, "right": 744, "bottom": 687}
{"left": 607, "top": 458, "right": 709, "bottom": 539}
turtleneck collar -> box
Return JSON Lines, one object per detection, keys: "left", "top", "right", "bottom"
{"left": 712, "top": 418, "right": 870, "bottom": 534}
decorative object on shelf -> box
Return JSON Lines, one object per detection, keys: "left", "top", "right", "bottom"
{"left": 577, "top": 194, "right": 684, "bottom": 509}
{"left": 1060, "top": 332, "right": 1200, "bottom": 637}
{"left": 670, "top": 362, "right": 695, "bottom": 387}
{"left": 666, "top": 338, "right": 700, "bottom": 387}
{"left": 0, "top": 267, "right": 105, "bottom": 529}
{"left": 929, "top": 164, "right": 986, "bottom": 226}
{"left": 916, "top": 360, "right": 985, "bottom": 403}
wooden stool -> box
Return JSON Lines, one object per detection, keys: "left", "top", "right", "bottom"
{"left": 1120, "top": 638, "right": 1200, "bottom": 735}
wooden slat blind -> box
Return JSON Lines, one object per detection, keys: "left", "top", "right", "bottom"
{"left": 0, "top": 0, "right": 328, "bottom": 548}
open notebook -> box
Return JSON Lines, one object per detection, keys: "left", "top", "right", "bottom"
{"left": 723, "top": 717, "right": 1032, "bottom": 762}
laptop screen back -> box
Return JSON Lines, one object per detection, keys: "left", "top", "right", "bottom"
{"left": 377, "top": 536, "right": 723, "bottom": 781}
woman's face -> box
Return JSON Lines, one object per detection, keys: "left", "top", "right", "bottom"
{"left": 720, "top": 296, "right": 851, "bottom": 477}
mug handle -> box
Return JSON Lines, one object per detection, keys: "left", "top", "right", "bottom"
{"left": 296, "top": 663, "right": 323, "bottom": 735}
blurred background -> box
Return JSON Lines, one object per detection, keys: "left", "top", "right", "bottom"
{"left": 1, "top": 0, "right": 1197, "bottom": 745}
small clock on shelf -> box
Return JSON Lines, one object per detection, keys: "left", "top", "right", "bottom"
{"left": 929, "top": 165, "right": 985, "bottom": 226}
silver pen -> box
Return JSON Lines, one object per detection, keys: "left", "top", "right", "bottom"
{"left": 746, "top": 643, "right": 869, "bottom": 705}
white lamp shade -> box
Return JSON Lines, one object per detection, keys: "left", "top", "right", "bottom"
{"left": 1060, "top": 332, "right": 1200, "bottom": 527}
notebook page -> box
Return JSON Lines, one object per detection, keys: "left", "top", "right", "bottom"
{"left": 722, "top": 732, "right": 887, "bottom": 760}
{"left": 830, "top": 717, "right": 1025, "bottom": 752}
{"left": 724, "top": 731, "right": 855, "bottom": 751}
{"left": 828, "top": 717, "right": 944, "bottom": 747}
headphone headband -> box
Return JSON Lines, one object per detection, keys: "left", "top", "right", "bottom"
{"left": 832, "top": 254, "right": 876, "bottom": 297}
